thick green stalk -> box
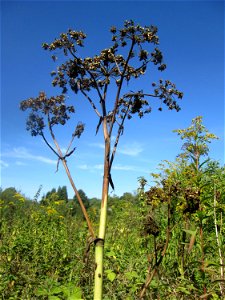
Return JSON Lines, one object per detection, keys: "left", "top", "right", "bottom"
{"left": 94, "top": 189, "right": 108, "bottom": 299}
{"left": 94, "top": 239, "right": 104, "bottom": 299}
{"left": 94, "top": 121, "right": 110, "bottom": 300}
{"left": 94, "top": 178, "right": 109, "bottom": 299}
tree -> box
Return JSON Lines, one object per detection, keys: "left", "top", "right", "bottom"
{"left": 58, "top": 186, "right": 68, "bottom": 202}
{"left": 0, "top": 187, "right": 18, "bottom": 202}
{"left": 73, "top": 189, "right": 89, "bottom": 209}
{"left": 46, "top": 188, "right": 56, "bottom": 199}
{"left": 41, "top": 186, "right": 68, "bottom": 205}
{"left": 120, "top": 192, "right": 133, "bottom": 201}
{"left": 20, "top": 20, "right": 182, "bottom": 299}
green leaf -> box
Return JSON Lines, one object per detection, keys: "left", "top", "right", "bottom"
{"left": 125, "top": 271, "right": 138, "bottom": 280}
{"left": 35, "top": 289, "right": 48, "bottom": 296}
{"left": 68, "top": 287, "right": 83, "bottom": 299}
{"left": 50, "top": 287, "right": 62, "bottom": 294}
{"left": 149, "top": 279, "right": 158, "bottom": 288}
{"left": 68, "top": 296, "right": 83, "bottom": 300}
{"left": 177, "top": 286, "right": 191, "bottom": 295}
{"left": 106, "top": 270, "right": 116, "bottom": 282}
{"left": 195, "top": 210, "right": 205, "bottom": 221}
{"left": 205, "top": 260, "right": 219, "bottom": 267}
{"left": 48, "top": 296, "right": 61, "bottom": 300}
{"left": 199, "top": 158, "right": 210, "bottom": 170}
{"left": 105, "top": 251, "right": 116, "bottom": 258}
{"left": 61, "top": 285, "right": 83, "bottom": 299}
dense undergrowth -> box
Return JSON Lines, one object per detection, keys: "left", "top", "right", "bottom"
{"left": 1, "top": 117, "right": 224, "bottom": 299}
{"left": 1, "top": 158, "right": 224, "bottom": 300}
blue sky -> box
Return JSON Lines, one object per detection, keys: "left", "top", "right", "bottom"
{"left": 1, "top": 1, "right": 224, "bottom": 199}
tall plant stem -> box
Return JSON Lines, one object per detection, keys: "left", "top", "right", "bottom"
{"left": 199, "top": 207, "right": 207, "bottom": 295}
{"left": 94, "top": 120, "right": 110, "bottom": 300}
{"left": 94, "top": 176, "right": 109, "bottom": 300}
{"left": 213, "top": 184, "right": 224, "bottom": 297}
{"left": 195, "top": 154, "right": 207, "bottom": 295}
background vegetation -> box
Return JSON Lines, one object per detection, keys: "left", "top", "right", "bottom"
{"left": 1, "top": 117, "right": 224, "bottom": 299}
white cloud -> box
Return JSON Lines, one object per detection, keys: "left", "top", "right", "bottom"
{"left": 0, "top": 160, "right": 9, "bottom": 168}
{"left": 16, "top": 161, "right": 28, "bottom": 166}
{"left": 34, "top": 155, "right": 57, "bottom": 165}
{"left": 112, "top": 164, "right": 149, "bottom": 173}
{"left": 118, "top": 142, "right": 143, "bottom": 156}
{"left": 78, "top": 164, "right": 88, "bottom": 170}
{"left": 112, "top": 164, "right": 134, "bottom": 171}
{"left": 2, "top": 147, "right": 57, "bottom": 165}
{"left": 94, "top": 164, "right": 104, "bottom": 170}
{"left": 78, "top": 164, "right": 104, "bottom": 171}
{"left": 89, "top": 143, "right": 104, "bottom": 149}
{"left": 89, "top": 141, "right": 143, "bottom": 157}
{"left": 77, "top": 162, "right": 149, "bottom": 174}
{"left": 77, "top": 164, "right": 104, "bottom": 171}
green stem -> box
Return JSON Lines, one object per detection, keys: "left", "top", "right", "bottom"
{"left": 94, "top": 119, "right": 110, "bottom": 299}
{"left": 94, "top": 178, "right": 109, "bottom": 300}
{"left": 94, "top": 238, "right": 104, "bottom": 299}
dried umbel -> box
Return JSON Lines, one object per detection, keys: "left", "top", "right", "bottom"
{"left": 41, "top": 20, "right": 183, "bottom": 122}
{"left": 183, "top": 187, "right": 200, "bottom": 214}
{"left": 20, "top": 92, "right": 77, "bottom": 136}
{"left": 143, "top": 213, "right": 160, "bottom": 236}
{"left": 145, "top": 186, "right": 169, "bottom": 206}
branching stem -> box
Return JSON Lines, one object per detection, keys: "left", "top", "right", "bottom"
{"left": 42, "top": 115, "right": 95, "bottom": 238}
